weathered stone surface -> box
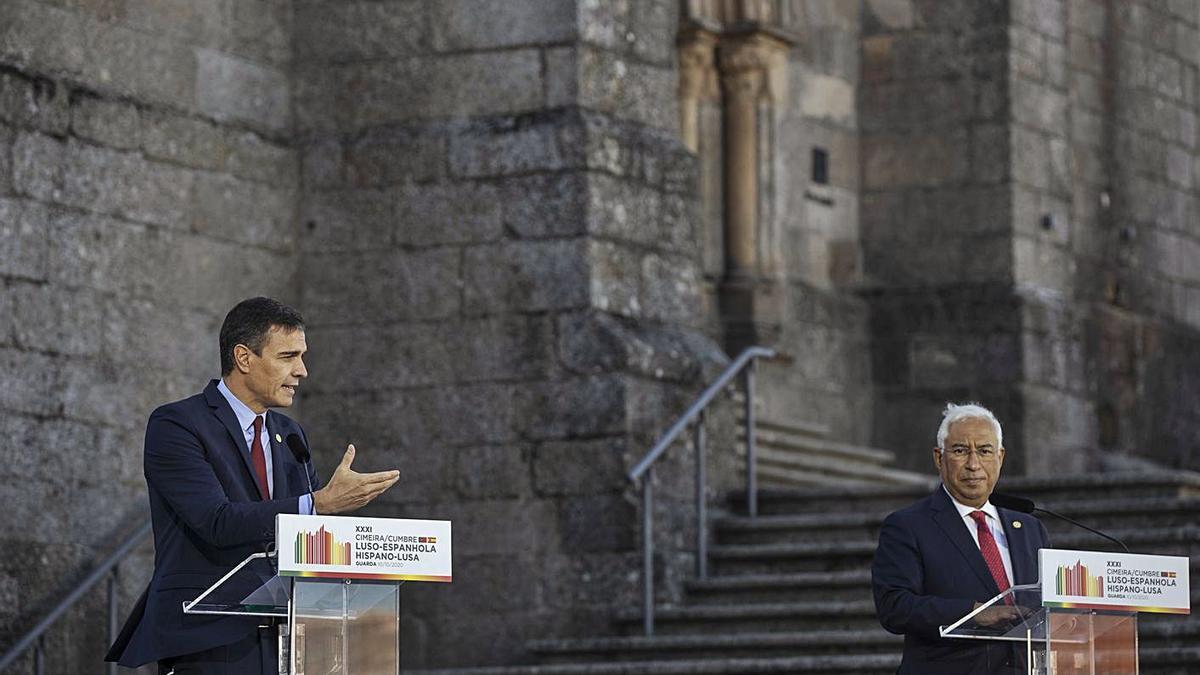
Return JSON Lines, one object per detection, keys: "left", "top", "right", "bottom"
{"left": 451, "top": 445, "right": 531, "bottom": 499}
{"left": 300, "top": 51, "right": 542, "bottom": 134}
{"left": 294, "top": 0, "right": 427, "bottom": 63}
{"left": 0, "top": 124, "right": 11, "bottom": 195}
{"left": 11, "top": 282, "right": 104, "bottom": 357}
{"left": 578, "top": 0, "right": 675, "bottom": 65}
{"left": 396, "top": 181, "right": 504, "bottom": 246}
{"left": 68, "top": 92, "right": 140, "bottom": 150}
{"left": 533, "top": 437, "right": 626, "bottom": 497}
{"left": 0, "top": 347, "right": 61, "bottom": 417}
{"left": 12, "top": 130, "right": 65, "bottom": 200}
{"left": 501, "top": 173, "right": 588, "bottom": 238}
{"left": 575, "top": 47, "right": 679, "bottom": 132}
{"left": 463, "top": 239, "right": 589, "bottom": 315}
{"left": 195, "top": 48, "right": 290, "bottom": 132}
{"left": 432, "top": 0, "right": 575, "bottom": 51}
{"left": 299, "top": 188, "right": 393, "bottom": 252}
{"left": 61, "top": 140, "right": 194, "bottom": 229}
{"left": 0, "top": 197, "right": 50, "bottom": 281}
{"left": 521, "top": 375, "right": 627, "bottom": 440}
{"left": 556, "top": 310, "right": 723, "bottom": 382}
{"left": 230, "top": 0, "right": 291, "bottom": 66}
{"left": 303, "top": 248, "right": 461, "bottom": 324}
{"left": 191, "top": 171, "right": 296, "bottom": 250}
{"left": 224, "top": 130, "right": 296, "bottom": 188}
{"left": 345, "top": 125, "right": 447, "bottom": 187}
{"left": 862, "top": 130, "right": 970, "bottom": 189}
{"left": 141, "top": 109, "right": 227, "bottom": 172}
{"left": 0, "top": 68, "right": 69, "bottom": 135}
{"left": 449, "top": 111, "right": 586, "bottom": 179}
{"left": 586, "top": 173, "right": 695, "bottom": 253}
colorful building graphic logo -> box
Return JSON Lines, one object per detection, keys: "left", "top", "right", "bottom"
{"left": 295, "top": 525, "right": 352, "bottom": 565}
{"left": 1057, "top": 560, "right": 1104, "bottom": 598}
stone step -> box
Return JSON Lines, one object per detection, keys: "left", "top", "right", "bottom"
{"left": 528, "top": 618, "right": 1200, "bottom": 664}
{"left": 747, "top": 449, "right": 936, "bottom": 489}
{"left": 739, "top": 431, "right": 896, "bottom": 466}
{"left": 613, "top": 600, "right": 884, "bottom": 635}
{"left": 756, "top": 465, "right": 883, "bottom": 490}
{"left": 411, "top": 647, "right": 1199, "bottom": 675}
{"left": 728, "top": 472, "right": 1200, "bottom": 515}
{"left": 714, "top": 497, "right": 1200, "bottom": 545}
{"left": 708, "top": 526, "right": 1200, "bottom": 575}
{"left": 528, "top": 629, "right": 903, "bottom": 663}
{"left": 684, "top": 570, "right": 873, "bottom": 604}
{"left": 735, "top": 414, "right": 833, "bottom": 442}
{"left": 413, "top": 652, "right": 902, "bottom": 675}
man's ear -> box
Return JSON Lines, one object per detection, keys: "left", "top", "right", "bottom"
{"left": 233, "top": 344, "right": 254, "bottom": 374}
{"left": 932, "top": 446, "right": 943, "bottom": 472}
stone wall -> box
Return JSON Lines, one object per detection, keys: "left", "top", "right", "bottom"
{"left": 860, "top": 0, "right": 1200, "bottom": 475}
{"left": 0, "top": 0, "right": 296, "bottom": 671}
{"left": 859, "top": 0, "right": 1023, "bottom": 471}
{"left": 291, "top": 0, "right": 722, "bottom": 667}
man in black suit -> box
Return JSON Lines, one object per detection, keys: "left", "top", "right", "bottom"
{"left": 872, "top": 403, "right": 1050, "bottom": 674}
{"left": 107, "top": 297, "right": 400, "bottom": 674}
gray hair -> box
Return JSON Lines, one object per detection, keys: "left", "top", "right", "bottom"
{"left": 936, "top": 402, "right": 1003, "bottom": 451}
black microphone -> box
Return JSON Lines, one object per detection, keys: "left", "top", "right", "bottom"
{"left": 990, "top": 492, "right": 1129, "bottom": 553}
{"left": 286, "top": 433, "right": 316, "bottom": 505}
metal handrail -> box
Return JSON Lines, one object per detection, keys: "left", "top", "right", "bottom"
{"left": 0, "top": 518, "right": 152, "bottom": 675}
{"left": 628, "top": 346, "right": 776, "bottom": 636}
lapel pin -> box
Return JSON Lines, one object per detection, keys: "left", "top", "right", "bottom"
{"left": 1012, "top": 521, "right": 1022, "bottom": 529}
{"left": 275, "top": 433, "right": 282, "bottom": 443}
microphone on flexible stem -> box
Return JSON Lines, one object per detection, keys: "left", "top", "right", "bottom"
{"left": 990, "top": 492, "right": 1130, "bottom": 553}
{"left": 286, "top": 433, "right": 317, "bottom": 509}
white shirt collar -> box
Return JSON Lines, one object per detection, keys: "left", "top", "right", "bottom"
{"left": 943, "top": 484, "right": 1000, "bottom": 523}
{"left": 217, "top": 378, "right": 264, "bottom": 433}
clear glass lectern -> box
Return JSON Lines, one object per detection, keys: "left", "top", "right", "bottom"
{"left": 183, "top": 552, "right": 402, "bottom": 674}
{"left": 940, "top": 583, "right": 1138, "bottom": 675}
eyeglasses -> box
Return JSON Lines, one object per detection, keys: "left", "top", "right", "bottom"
{"left": 944, "top": 446, "right": 999, "bottom": 462}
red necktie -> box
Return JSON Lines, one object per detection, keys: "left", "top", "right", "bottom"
{"left": 250, "top": 416, "right": 271, "bottom": 500}
{"left": 970, "top": 510, "right": 1013, "bottom": 603}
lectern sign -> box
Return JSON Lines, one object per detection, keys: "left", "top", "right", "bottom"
{"left": 1040, "top": 548, "right": 1189, "bottom": 614}
{"left": 276, "top": 514, "right": 452, "bottom": 582}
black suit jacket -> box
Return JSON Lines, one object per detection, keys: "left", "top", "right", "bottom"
{"left": 871, "top": 486, "right": 1050, "bottom": 674}
{"left": 107, "top": 380, "right": 322, "bottom": 667}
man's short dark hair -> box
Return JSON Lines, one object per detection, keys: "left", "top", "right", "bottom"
{"left": 219, "top": 297, "right": 305, "bottom": 375}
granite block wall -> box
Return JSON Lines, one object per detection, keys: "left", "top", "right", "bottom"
{"left": 0, "top": 0, "right": 296, "bottom": 671}
{"left": 290, "top": 0, "right": 722, "bottom": 667}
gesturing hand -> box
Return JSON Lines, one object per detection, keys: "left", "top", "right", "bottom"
{"left": 312, "top": 444, "right": 400, "bottom": 514}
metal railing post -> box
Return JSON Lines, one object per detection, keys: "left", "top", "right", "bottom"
{"left": 744, "top": 360, "right": 758, "bottom": 518}
{"left": 642, "top": 467, "right": 654, "bottom": 637}
{"left": 694, "top": 412, "right": 707, "bottom": 580}
{"left": 33, "top": 636, "right": 44, "bottom": 675}
{"left": 107, "top": 568, "right": 119, "bottom": 675}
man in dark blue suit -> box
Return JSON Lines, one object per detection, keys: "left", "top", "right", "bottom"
{"left": 872, "top": 403, "right": 1050, "bottom": 674}
{"left": 107, "top": 297, "right": 400, "bottom": 674}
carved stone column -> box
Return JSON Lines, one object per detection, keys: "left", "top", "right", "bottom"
{"left": 677, "top": 27, "right": 719, "bottom": 154}
{"left": 716, "top": 30, "right": 790, "bottom": 351}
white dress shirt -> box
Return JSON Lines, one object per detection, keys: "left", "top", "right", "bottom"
{"left": 944, "top": 485, "right": 1014, "bottom": 585}
{"left": 217, "top": 378, "right": 314, "bottom": 514}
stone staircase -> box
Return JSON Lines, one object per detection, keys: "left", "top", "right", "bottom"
{"left": 416, "top": 473, "right": 1200, "bottom": 675}
{"left": 731, "top": 393, "right": 934, "bottom": 490}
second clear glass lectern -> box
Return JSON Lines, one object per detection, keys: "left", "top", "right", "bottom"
{"left": 940, "top": 583, "right": 1138, "bottom": 675}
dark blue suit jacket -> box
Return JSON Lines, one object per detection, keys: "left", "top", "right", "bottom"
{"left": 107, "top": 380, "right": 322, "bottom": 667}
{"left": 872, "top": 486, "right": 1049, "bottom": 674}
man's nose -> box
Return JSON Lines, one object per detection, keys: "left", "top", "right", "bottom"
{"left": 964, "top": 450, "right": 982, "bottom": 469}
{"left": 295, "top": 357, "right": 308, "bottom": 379}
